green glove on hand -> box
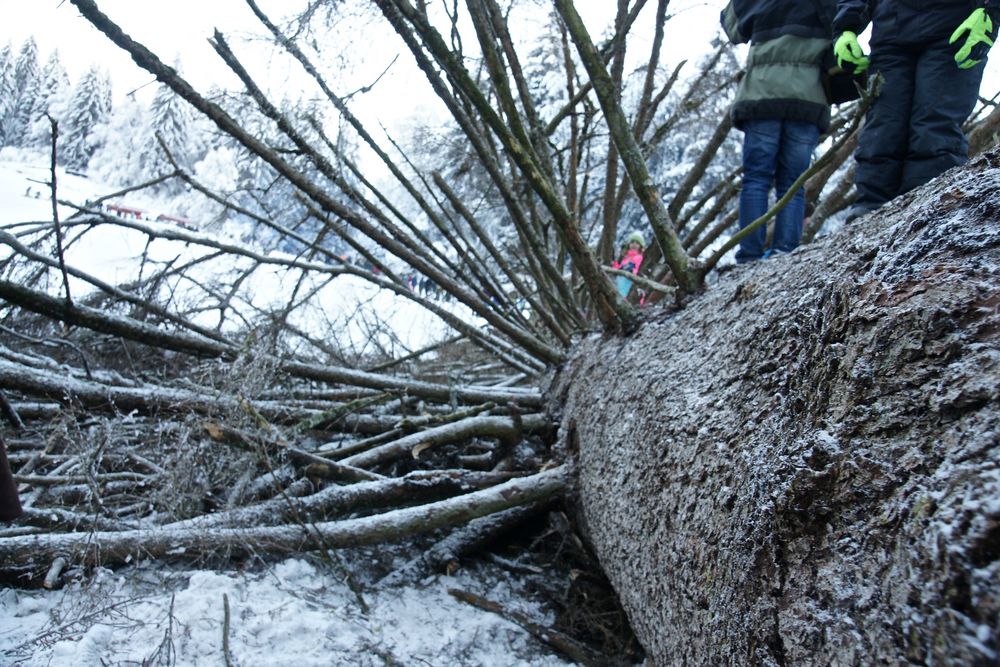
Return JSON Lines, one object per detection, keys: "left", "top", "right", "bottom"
{"left": 834, "top": 31, "right": 869, "bottom": 73}
{"left": 950, "top": 8, "right": 995, "bottom": 69}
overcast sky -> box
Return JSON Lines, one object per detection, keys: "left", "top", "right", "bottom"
{"left": 1, "top": 1, "right": 282, "bottom": 96}
{"left": 0, "top": 0, "right": 995, "bottom": 134}
{"left": 0, "top": 1, "right": 721, "bottom": 101}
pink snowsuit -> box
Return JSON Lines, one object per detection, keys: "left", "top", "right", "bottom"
{"left": 613, "top": 248, "right": 644, "bottom": 298}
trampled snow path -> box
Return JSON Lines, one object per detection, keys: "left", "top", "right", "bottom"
{"left": 1, "top": 557, "right": 574, "bottom": 666}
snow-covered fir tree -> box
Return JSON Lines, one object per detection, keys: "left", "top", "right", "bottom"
{"left": 3, "top": 38, "right": 42, "bottom": 147}
{"left": 25, "top": 50, "right": 71, "bottom": 149}
{"left": 0, "top": 43, "right": 15, "bottom": 146}
{"left": 59, "top": 65, "right": 112, "bottom": 169}
{"left": 86, "top": 95, "right": 148, "bottom": 184}
{"left": 141, "top": 74, "right": 201, "bottom": 192}
{"left": 218, "top": 94, "right": 326, "bottom": 247}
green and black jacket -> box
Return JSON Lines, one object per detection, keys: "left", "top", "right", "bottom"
{"left": 721, "top": 0, "right": 838, "bottom": 132}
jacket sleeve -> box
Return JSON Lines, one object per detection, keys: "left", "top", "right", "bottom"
{"left": 832, "top": 0, "right": 872, "bottom": 34}
{"left": 817, "top": 0, "right": 837, "bottom": 32}
{"left": 720, "top": 0, "right": 748, "bottom": 45}
{"left": 984, "top": 0, "right": 1000, "bottom": 24}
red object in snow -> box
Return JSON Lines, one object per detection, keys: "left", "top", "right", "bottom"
{"left": 105, "top": 203, "right": 146, "bottom": 220}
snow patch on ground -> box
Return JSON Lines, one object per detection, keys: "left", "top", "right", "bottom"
{"left": 1, "top": 558, "right": 573, "bottom": 666}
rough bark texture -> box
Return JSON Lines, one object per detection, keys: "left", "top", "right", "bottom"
{"left": 554, "top": 149, "right": 1000, "bottom": 665}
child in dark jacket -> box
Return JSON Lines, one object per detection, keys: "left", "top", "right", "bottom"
{"left": 833, "top": 0, "right": 998, "bottom": 219}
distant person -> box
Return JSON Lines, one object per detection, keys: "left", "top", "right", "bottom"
{"left": 612, "top": 231, "right": 646, "bottom": 298}
{"left": 722, "top": 0, "right": 837, "bottom": 263}
{"left": 833, "top": 0, "right": 997, "bottom": 220}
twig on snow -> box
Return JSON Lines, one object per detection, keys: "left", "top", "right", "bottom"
{"left": 222, "top": 593, "right": 234, "bottom": 667}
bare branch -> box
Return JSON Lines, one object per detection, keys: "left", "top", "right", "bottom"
{"left": 0, "top": 465, "right": 570, "bottom": 570}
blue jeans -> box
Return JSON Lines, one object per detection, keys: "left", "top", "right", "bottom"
{"left": 736, "top": 119, "right": 820, "bottom": 263}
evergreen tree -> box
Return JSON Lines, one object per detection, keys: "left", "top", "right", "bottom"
{"left": 26, "top": 50, "right": 71, "bottom": 149}
{"left": 99, "top": 70, "right": 113, "bottom": 120}
{"left": 4, "top": 38, "right": 41, "bottom": 147}
{"left": 59, "top": 65, "right": 112, "bottom": 169}
{"left": 141, "top": 74, "right": 200, "bottom": 191}
{"left": 0, "top": 43, "right": 15, "bottom": 146}
{"left": 87, "top": 95, "right": 148, "bottom": 184}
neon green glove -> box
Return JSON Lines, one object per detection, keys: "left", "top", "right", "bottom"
{"left": 949, "top": 8, "right": 995, "bottom": 69}
{"left": 834, "top": 31, "right": 869, "bottom": 73}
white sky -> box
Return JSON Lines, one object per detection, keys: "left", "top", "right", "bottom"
{"left": 0, "top": 0, "right": 290, "bottom": 96}
{"left": 0, "top": 1, "right": 723, "bottom": 122}
{"left": 1, "top": 0, "right": 995, "bottom": 144}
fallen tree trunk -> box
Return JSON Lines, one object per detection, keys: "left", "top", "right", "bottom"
{"left": 165, "top": 469, "right": 526, "bottom": 531}
{"left": 556, "top": 149, "right": 1000, "bottom": 665}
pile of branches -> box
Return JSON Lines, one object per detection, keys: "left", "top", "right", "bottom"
{"left": 0, "top": 265, "right": 567, "bottom": 588}
{"left": 0, "top": 220, "right": 635, "bottom": 658}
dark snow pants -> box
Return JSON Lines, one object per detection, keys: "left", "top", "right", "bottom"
{"left": 854, "top": 39, "right": 985, "bottom": 213}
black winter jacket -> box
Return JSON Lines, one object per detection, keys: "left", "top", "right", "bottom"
{"left": 724, "top": 0, "right": 837, "bottom": 43}
{"left": 834, "top": 0, "right": 1000, "bottom": 46}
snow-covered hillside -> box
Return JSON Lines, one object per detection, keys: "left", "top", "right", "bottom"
{"left": 0, "top": 149, "right": 95, "bottom": 224}
{"left": 0, "top": 148, "right": 462, "bottom": 358}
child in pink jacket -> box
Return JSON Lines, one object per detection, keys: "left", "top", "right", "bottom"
{"left": 613, "top": 231, "right": 645, "bottom": 298}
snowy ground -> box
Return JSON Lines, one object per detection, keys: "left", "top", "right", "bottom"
{"left": 1, "top": 556, "right": 573, "bottom": 666}
{"left": 0, "top": 151, "right": 578, "bottom": 666}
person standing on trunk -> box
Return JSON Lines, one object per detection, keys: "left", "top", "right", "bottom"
{"left": 613, "top": 231, "right": 646, "bottom": 298}
{"left": 833, "top": 0, "right": 998, "bottom": 220}
{"left": 721, "top": 0, "right": 838, "bottom": 263}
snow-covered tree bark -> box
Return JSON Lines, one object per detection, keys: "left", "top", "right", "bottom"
{"left": 554, "top": 149, "right": 1000, "bottom": 665}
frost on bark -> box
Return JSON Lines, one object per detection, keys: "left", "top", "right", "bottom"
{"left": 554, "top": 149, "right": 1000, "bottom": 665}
